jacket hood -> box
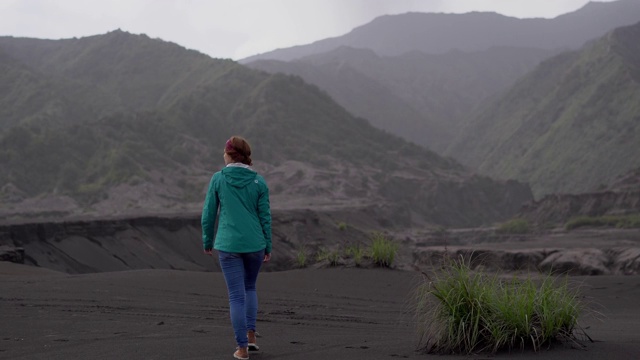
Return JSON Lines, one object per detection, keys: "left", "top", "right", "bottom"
{"left": 221, "top": 166, "right": 257, "bottom": 188}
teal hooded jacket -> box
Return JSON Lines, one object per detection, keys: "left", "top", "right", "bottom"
{"left": 201, "top": 165, "right": 272, "bottom": 254}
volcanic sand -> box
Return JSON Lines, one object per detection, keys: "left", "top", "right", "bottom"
{"left": 0, "top": 262, "right": 639, "bottom": 360}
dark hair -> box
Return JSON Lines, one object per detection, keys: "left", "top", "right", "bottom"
{"left": 225, "top": 136, "right": 252, "bottom": 166}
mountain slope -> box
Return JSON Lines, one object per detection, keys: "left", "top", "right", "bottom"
{"left": 249, "top": 46, "right": 557, "bottom": 152}
{"left": 0, "top": 30, "right": 236, "bottom": 111}
{"left": 248, "top": 51, "right": 439, "bottom": 150}
{"left": 0, "top": 32, "right": 532, "bottom": 227}
{"left": 447, "top": 21, "right": 640, "bottom": 196}
{"left": 241, "top": 0, "right": 640, "bottom": 63}
{"left": 0, "top": 46, "right": 123, "bottom": 130}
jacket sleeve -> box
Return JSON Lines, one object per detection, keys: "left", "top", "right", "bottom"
{"left": 201, "top": 175, "right": 219, "bottom": 250}
{"left": 257, "top": 182, "right": 272, "bottom": 254}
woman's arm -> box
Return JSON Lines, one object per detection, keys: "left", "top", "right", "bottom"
{"left": 201, "top": 175, "right": 219, "bottom": 252}
{"left": 257, "top": 183, "right": 272, "bottom": 255}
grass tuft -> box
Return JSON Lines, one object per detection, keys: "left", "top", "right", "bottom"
{"left": 370, "top": 232, "right": 398, "bottom": 268}
{"left": 295, "top": 248, "right": 307, "bottom": 268}
{"left": 316, "top": 247, "right": 340, "bottom": 267}
{"left": 315, "top": 248, "right": 329, "bottom": 262}
{"left": 345, "top": 244, "right": 365, "bottom": 267}
{"left": 565, "top": 214, "right": 640, "bottom": 230}
{"left": 496, "top": 218, "right": 531, "bottom": 234}
{"left": 415, "top": 257, "right": 584, "bottom": 354}
{"left": 327, "top": 251, "right": 340, "bottom": 267}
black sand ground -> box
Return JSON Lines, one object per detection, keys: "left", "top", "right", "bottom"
{"left": 1, "top": 263, "right": 639, "bottom": 360}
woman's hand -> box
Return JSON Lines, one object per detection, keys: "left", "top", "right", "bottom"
{"left": 203, "top": 249, "right": 213, "bottom": 256}
{"left": 263, "top": 253, "right": 271, "bottom": 263}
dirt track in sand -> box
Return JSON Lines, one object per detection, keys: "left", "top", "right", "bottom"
{"left": 1, "top": 263, "right": 640, "bottom": 360}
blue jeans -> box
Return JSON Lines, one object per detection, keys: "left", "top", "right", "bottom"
{"left": 218, "top": 250, "right": 265, "bottom": 347}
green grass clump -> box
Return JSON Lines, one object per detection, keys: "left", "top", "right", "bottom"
{"left": 327, "top": 251, "right": 340, "bottom": 267}
{"left": 370, "top": 232, "right": 398, "bottom": 267}
{"left": 295, "top": 248, "right": 307, "bottom": 268}
{"left": 565, "top": 214, "right": 640, "bottom": 230}
{"left": 345, "top": 244, "right": 365, "bottom": 267}
{"left": 315, "top": 248, "right": 329, "bottom": 262}
{"left": 496, "top": 218, "right": 531, "bottom": 234}
{"left": 315, "top": 248, "right": 340, "bottom": 267}
{"left": 337, "top": 221, "right": 348, "bottom": 231}
{"left": 415, "top": 258, "right": 583, "bottom": 354}
{"left": 618, "top": 215, "right": 640, "bottom": 228}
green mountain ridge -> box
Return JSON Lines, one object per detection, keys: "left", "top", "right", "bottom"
{"left": 0, "top": 30, "right": 236, "bottom": 112}
{"left": 0, "top": 31, "right": 532, "bottom": 227}
{"left": 249, "top": 46, "right": 557, "bottom": 153}
{"left": 447, "top": 21, "right": 640, "bottom": 196}
{"left": 0, "top": 46, "right": 123, "bottom": 130}
{"left": 249, "top": 52, "right": 439, "bottom": 151}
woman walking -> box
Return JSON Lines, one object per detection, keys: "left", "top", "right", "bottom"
{"left": 201, "top": 136, "right": 272, "bottom": 360}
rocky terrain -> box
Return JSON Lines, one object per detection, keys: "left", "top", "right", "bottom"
{"left": 408, "top": 228, "right": 640, "bottom": 276}
{"left": 2, "top": 209, "right": 639, "bottom": 276}
{"left": 0, "top": 209, "right": 374, "bottom": 273}
{"left": 518, "top": 191, "right": 640, "bottom": 227}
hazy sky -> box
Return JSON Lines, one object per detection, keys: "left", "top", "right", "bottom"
{"left": 0, "top": 0, "right": 620, "bottom": 60}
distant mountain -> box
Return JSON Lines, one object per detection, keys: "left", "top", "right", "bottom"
{"left": 241, "top": 0, "right": 640, "bottom": 63}
{"left": 0, "top": 31, "right": 532, "bottom": 227}
{"left": 447, "top": 21, "right": 640, "bottom": 197}
{"left": 0, "top": 30, "right": 235, "bottom": 112}
{"left": 0, "top": 46, "right": 122, "bottom": 130}
{"left": 248, "top": 46, "right": 557, "bottom": 152}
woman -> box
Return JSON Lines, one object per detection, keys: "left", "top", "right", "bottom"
{"left": 201, "top": 136, "right": 272, "bottom": 360}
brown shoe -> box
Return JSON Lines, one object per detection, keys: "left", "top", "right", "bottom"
{"left": 233, "top": 347, "right": 249, "bottom": 360}
{"left": 247, "top": 330, "right": 259, "bottom": 351}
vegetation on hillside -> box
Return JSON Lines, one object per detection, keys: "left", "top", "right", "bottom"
{"left": 0, "top": 31, "right": 236, "bottom": 111}
{"left": 249, "top": 46, "right": 557, "bottom": 153}
{"left": 496, "top": 218, "right": 531, "bottom": 234}
{"left": 0, "top": 112, "right": 192, "bottom": 201}
{"left": 447, "top": 22, "right": 640, "bottom": 197}
{"left": 0, "top": 30, "right": 533, "bottom": 227}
